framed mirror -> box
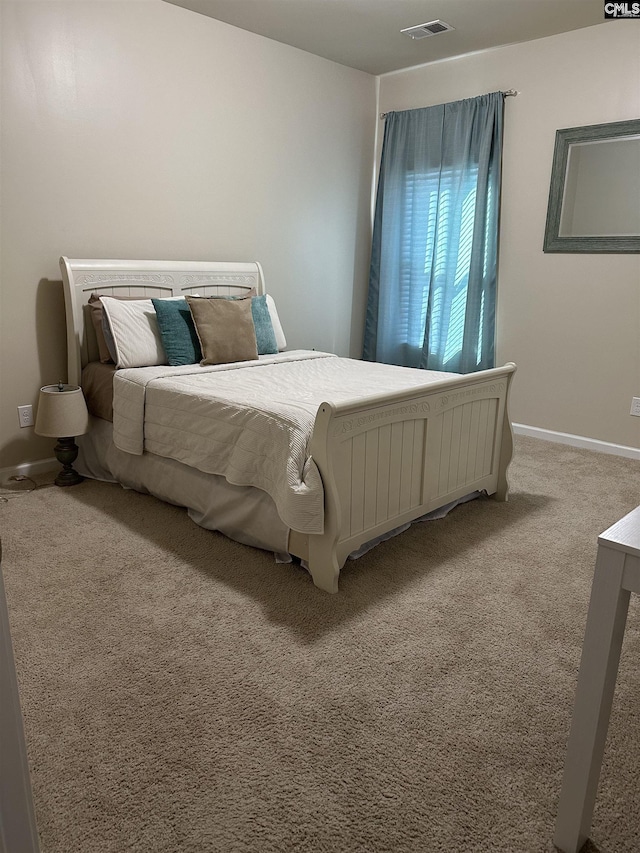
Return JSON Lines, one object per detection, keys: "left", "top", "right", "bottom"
{"left": 543, "top": 118, "right": 640, "bottom": 253}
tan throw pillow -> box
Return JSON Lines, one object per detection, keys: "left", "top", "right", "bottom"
{"left": 186, "top": 295, "right": 258, "bottom": 365}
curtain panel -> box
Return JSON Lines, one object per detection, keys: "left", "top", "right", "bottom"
{"left": 363, "top": 92, "right": 504, "bottom": 373}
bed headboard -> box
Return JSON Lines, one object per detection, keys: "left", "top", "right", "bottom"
{"left": 60, "top": 257, "right": 266, "bottom": 386}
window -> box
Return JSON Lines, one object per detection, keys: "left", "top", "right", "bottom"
{"left": 401, "top": 166, "right": 493, "bottom": 369}
{"left": 363, "top": 93, "right": 503, "bottom": 373}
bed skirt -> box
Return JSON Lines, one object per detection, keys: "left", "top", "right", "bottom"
{"left": 77, "top": 417, "right": 292, "bottom": 557}
{"left": 77, "top": 417, "right": 479, "bottom": 572}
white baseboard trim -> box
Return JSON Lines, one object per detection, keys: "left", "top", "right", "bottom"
{"left": 513, "top": 423, "right": 640, "bottom": 461}
{"left": 0, "top": 458, "right": 57, "bottom": 483}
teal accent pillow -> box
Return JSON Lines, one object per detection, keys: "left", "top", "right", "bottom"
{"left": 251, "top": 294, "right": 278, "bottom": 355}
{"left": 152, "top": 297, "right": 202, "bottom": 366}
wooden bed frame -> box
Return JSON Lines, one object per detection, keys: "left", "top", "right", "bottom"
{"left": 61, "top": 257, "right": 516, "bottom": 594}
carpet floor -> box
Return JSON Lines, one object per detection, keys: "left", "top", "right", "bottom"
{"left": 2, "top": 435, "right": 639, "bottom": 852}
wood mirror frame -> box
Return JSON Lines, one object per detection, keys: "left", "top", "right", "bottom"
{"left": 543, "top": 118, "right": 640, "bottom": 254}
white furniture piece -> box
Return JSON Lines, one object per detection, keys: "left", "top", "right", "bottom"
{"left": 554, "top": 505, "right": 640, "bottom": 853}
{"left": 60, "top": 256, "right": 516, "bottom": 593}
{"left": 0, "top": 545, "right": 41, "bottom": 853}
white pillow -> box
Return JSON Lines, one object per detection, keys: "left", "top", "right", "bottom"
{"left": 100, "top": 296, "right": 182, "bottom": 369}
{"left": 266, "top": 294, "right": 287, "bottom": 351}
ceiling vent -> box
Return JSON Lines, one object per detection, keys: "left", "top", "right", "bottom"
{"left": 401, "top": 20, "right": 455, "bottom": 40}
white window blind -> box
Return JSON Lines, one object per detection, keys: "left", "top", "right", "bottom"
{"left": 401, "top": 166, "right": 493, "bottom": 369}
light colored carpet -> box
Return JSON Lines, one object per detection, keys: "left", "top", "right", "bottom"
{"left": 2, "top": 435, "right": 639, "bottom": 853}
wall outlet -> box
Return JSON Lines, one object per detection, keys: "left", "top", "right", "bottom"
{"left": 17, "top": 405, "right": 34, "bottom": 428}
{"left": 630, "top": 397, "right": 640, "bottom": 417}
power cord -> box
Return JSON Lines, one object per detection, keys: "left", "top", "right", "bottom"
{"left": 0, "top": 475, "right": 54, "bottom": 503}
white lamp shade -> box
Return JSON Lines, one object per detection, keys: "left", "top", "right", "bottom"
{"left": 35, "top": 385, "right": 89, "bottom": 438}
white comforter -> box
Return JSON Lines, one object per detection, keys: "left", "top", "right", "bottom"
{"left": 112, "top": 351, "right": 452, "bottom": 534}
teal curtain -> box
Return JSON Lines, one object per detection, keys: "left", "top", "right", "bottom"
{"left": 363, "top": 92, "right": 504, "bottom": 373}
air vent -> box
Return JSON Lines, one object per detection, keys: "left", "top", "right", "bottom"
{"left": 401, "top": 20, "right": 455, "bottom": 40}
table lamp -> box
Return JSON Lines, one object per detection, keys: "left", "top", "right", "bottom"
{"left": 35, "top": 383, "right": 89, "bottom": 486}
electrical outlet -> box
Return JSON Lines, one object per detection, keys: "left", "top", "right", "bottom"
{"left": 630, "top": 397, "right": 640, "bottom": 417}
{"left": 17, "top": 405, "right": 34, "bottom": 428}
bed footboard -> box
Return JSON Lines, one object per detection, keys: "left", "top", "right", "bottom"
{"left": 301, "top": 363, "right": 516, "bottom": 593}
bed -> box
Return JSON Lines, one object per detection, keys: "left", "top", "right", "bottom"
{"left": 60, "top": 256, "right": 517, "bottom": 593}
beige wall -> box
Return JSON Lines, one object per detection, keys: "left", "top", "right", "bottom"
{"left": 2, "top": 9, "right": 639, "bottom": 472}
{"left": 0, "top": 0, "right": 376, "bottom": 469}
{"left": 378, "top": 23, "right": 640, "bottom": 449}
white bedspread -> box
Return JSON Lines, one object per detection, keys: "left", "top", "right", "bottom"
{"left": 112, "top": 351, "right": 452, "bottom": 535}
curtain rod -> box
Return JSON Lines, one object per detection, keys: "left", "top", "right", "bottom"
{"left": 379, "top": 89, "right": 518, "bottom": 120}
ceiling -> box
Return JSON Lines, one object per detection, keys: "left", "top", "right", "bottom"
{"left": 163, "top": 0, "right": 606, "bottom": 76}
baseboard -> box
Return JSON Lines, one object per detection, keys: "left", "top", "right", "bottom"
{"left": 0, "top": 458, "right": 57, "bottom": 483}
{"left": 513, "top": 424, "right": 640, "bottom": 461}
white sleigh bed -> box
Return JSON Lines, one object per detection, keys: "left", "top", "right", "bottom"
{"left": 61, "top": 257, "right": 516, "bottom": 593}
